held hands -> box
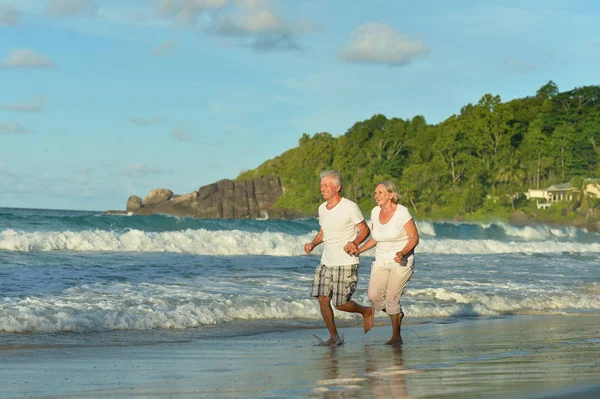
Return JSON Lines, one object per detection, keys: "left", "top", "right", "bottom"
{"left": 344, "top": 242, "right": 359, "bottom": 256}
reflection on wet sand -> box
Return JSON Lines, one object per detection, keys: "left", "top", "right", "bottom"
{"left": 365, "top": 345, "right": 411, "bottom": 398}
{"left": 313, "top": 346, "right": 366, "bottom": 397}
{"left": 313, "top": 344, "right": 422, "bottom": 398}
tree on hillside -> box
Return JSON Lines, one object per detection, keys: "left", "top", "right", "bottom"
{"left": 536, "top": 81, "right": 559, "bottom": 99}
{"left": 521, "top": 119, "right": 552, "bottom": 189}
{"left": 432, "top": 116, "right": 472, "bottom": 186}
{"left": 551, "top": 124, "right": 576, "bottom": 182}
{"left": 236, "top": 83, "right": 600, "bottom": 220}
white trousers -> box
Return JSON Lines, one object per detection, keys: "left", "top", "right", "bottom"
{"left": 367, "top": 260, "right": 414, "bottom": 315}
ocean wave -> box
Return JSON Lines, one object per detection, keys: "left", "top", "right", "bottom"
{"left": 1, "top": 282, "right": 598, "bottom": 333}
{"left": 0, "top": 282, "right": 323, "bottom": 333}
{"left": 427, "top": 220, "right": 588, "bottom": 242}
{"left": 405, "top": 287, "right": 600, "bottom": 315}
{"left": 2, "top": 228, "right": 600, "bottom": 255}
{"left": 0, "top": 209, "right": 320, "bottom": 234}
{"left": 2, "top": 208, "right": 593, "bottom": 242}
{"left": 416, "top": 221, "right": 436, "bottom": 236}
{"left": 499, "top": 223, "right": 578, "bottom": 240}
{"left": 421, "top": 238, "right": 600, "bottom": 254}
{"left": 0, "top": 228, "right": 314, "bottom": 256}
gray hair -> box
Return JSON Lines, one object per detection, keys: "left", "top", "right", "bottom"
{"left": 320, "top": 170, "right": 342, "bottom": 186}
{"left": 377, "top": 180, "right": 400, "bottom": 204}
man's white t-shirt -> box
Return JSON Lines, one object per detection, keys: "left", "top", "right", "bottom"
{"left": 371, "top": 205, "right": 413, "bottom": 263}
{"left": 318, "top": 197, "right": 365, "bottom": 266}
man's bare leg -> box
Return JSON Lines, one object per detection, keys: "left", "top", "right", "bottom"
{"left": 318, "top": 296, "right": 339, "bottom": 344}
{"left": 386, "top": 312, "right": 404, "bottom": 345}
{"left": 335, "top": 301, "right": 375, "bottom": 333}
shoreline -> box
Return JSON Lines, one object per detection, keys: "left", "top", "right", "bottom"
{"left": 2, "top": 315, "right": 599, "bottom": 399}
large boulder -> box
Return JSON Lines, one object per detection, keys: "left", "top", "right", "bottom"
{"left": 509, "top": 211, "right": 529, "bottom": 225}
{"left": 193, "top": 177, "right": 283, "bottom": 219}
{"left": 126, "top": 195, "right": 143, "bottom": 212}
{"left": 143, "top": 189, "right": 173, "bottom": 206}
{"left": 119, "top": 176, "right": 301, "bottom": 219}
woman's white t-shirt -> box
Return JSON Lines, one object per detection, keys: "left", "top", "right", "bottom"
{"left": 370, "top": 205, "right": 413, "bottom": 263}
{"left": 318, "top": 197, "right": 365, "bottom": 266}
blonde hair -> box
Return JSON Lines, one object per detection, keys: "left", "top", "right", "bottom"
{"left": 376, "top": 181, "right": 400, "bottom": 204}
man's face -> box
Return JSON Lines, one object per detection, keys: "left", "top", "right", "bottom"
{"left": 320, "top": 177, "right": 340, "bottom": 200}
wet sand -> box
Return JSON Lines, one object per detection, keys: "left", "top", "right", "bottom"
{"left": 1, "top": 315, "right": 599, "bottom": 398}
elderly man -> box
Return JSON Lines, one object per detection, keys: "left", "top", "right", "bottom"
{"left": 304, "top": 170, "right": 375, "bottom": 345}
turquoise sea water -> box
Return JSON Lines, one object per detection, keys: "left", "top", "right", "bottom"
{"left": 1, "top": 207, "right": 599, "bottom": 343}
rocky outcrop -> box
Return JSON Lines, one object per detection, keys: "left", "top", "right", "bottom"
{"left": 125, "top": 176, "right": 300, "bottom": 219}
{"left": 143, "top": 189, "right": 173, "bottom": 206}
{"left": 126, "top": 195, "right": 143, "bottom": 212}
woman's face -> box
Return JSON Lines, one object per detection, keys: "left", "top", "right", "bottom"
{"left": 374, "top": 184, "right": 393, "bottom": 206}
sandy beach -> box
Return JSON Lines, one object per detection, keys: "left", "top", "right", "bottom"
{"left": 1, "top": 315, "right": 599, "bottom": 399}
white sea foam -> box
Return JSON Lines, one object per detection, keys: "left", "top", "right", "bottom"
{"left": 0, "top": 228, "right": 315, "bottom": 256}
{"left": 0, "top": 282, "right": 323, "bottom": 333}
{"left": 1, "top": 281, "right": 598, "bottom": 333}
{"left": 1, "top": 228, "right": 599, "bottom": 255}
{"left": 419, "top": 239, "right": 600, "bottom": 254}
{"left": 416, "top": 221, "right": 436, "bottom": 236}
{"left": 499, "top": 222, "right": 578, "bottom": 240}
{"left": 405, "top": 287, "right": 600, "bottom": 316}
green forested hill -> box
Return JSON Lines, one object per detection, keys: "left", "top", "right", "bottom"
{"left": 238, "top": 82, "right": 600, "bottom": 221}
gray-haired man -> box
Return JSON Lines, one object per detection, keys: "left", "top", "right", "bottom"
{"left": 304, "top": 170, "right": 375, "bottom": 345}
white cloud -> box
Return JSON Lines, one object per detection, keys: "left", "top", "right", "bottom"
{"left": 171, "top": 128, "right": 191, "bottom": 142}
{"left": 0, "top": 122, "right": 31, "bottom": 134}
{"left": 121, "top": 164, "right": 170, "bottom": 177}
{"left": 0, "top": 5, "right": 19, "bottom": 26}
{"left": 338, "top": 22, "right": 429, "bottom": 67}
{"left": 47, "top": 0, "right": 96, "bottom": 17}
{"left": 157, "top": 0, "right": 229, "bottom": 26}
{"left": 151, "top": 40, "right": 177, "bottom": 55}
{"left": 128, "top": 116, "right": 165, "bottom": 126}
{"left": 213, "top": 0, "right": 303, "bottom": 51}
{"left": 0, "top": 48, "right": 56, "bottom": 69}
{"left": 156, "top": 0, "right": 306, "bottom": 52}
{"left": 0, "top": 95, "right": 46, "bottom": 113}
{"left": 217, "top": 0, "right": 284, "bottom": 35}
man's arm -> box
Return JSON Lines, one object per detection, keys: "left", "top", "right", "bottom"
{"left": 344, "top": 220, "right": 370, "bottom": 255}
{"left": 304, "top": 228, "right": 324, "bottom": 255}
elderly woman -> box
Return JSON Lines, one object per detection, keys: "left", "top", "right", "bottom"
{"left": 356, "top": 181, "right": 419, "bottom": 345}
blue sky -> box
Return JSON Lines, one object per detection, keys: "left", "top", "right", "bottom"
{"left": 1, "top": 0, "right": 599, "bottom": 211}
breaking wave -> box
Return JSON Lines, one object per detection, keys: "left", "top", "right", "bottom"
{"left": 2, "top": 228, "right": 600, "bottom": 255}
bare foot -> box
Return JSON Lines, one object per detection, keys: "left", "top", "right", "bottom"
{"left": 363, "top": 306, "right": 375, "bottom": 334}
{"left": 385, "top": 336, "right": 403, "bottom": 346}
{"left": 323, "top": 336, "right": 343, "bottom": 346}
{"left": 313, "top": 334, "right": 344, "bottom": 346}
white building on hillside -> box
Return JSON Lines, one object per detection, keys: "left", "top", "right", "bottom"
{"left": 525, "top": 179, "right": 600, "bottom": 209}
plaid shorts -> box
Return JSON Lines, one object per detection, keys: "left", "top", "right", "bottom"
{"left": 310, "top": 263, "right": 359, "bottom": 306}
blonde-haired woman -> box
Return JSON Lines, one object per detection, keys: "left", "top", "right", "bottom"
{"left": 356, "top": 181, "right": 419, "bottom": 345}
